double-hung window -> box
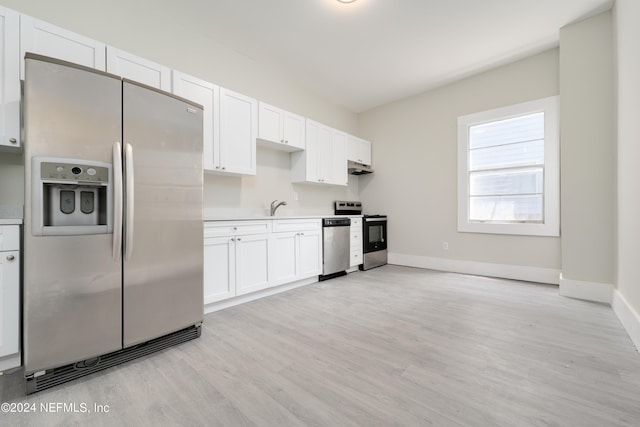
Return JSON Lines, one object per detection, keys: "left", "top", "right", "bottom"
{"left": 457, "top": 96, "right": 559, "bottom": 236}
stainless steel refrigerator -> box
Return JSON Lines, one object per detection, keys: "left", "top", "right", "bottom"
{"left": 22, "top": 54, "right": 204, "bottom": 393}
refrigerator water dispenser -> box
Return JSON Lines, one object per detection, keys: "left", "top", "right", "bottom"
{"left": 31, "top": 157, "right": 113, "bottom": 236}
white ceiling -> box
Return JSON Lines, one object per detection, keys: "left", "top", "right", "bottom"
{"left": 181, "top": 0, "right": 614, "bottom": 113}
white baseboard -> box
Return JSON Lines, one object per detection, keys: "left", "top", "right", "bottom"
{"left": 204, "top": 276, "right": 318, "bottom": 315}
{"left": 612, "top": 290, "right": 640, "bottom": 352}
{"left": 558, "top": 274, "right": 613, "bottom": 303}
{"left": 388, "top": 253, "right": 560, "bottom": 285}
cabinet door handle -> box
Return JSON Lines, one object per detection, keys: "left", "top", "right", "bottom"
{"left": 237, "top": 237, "right": 242, "bottom": 241}
{"left": 300, "top": 232, "right": 304, "bottom": 236}
{"left": 230, "top": 238, "right": 235, "bottom": 242}
{"left": 6, "top": 255, "right": 15, "bottom": 261}
{"left": 9, "top": 138, "right": 17, "bottom": 144}
{"left": 222, "top": 166, "right": 226, "bottom": 170}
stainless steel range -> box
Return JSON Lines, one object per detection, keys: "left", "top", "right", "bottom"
{"left": 335, "top": 201, "right": 388, "bottom": 270}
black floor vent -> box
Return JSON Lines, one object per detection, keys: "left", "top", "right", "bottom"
{"left": 26, "top": 325, "right": 201, "bottom": 394}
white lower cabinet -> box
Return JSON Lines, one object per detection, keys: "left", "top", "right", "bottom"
{"left": 203, "top": 236, "right": 235, "bottom": 303}
{"left": 204, "top": 222, "right": 269, "bottom": 304}
{"left": 269, "top": 231, "right": 298, "bottom": 285}
{"left": 350, "top": 217, "right": 363, "bottom": 268}
{"left": 204, "top": 219, "right": 322, "bottom": 305}
{"left": 0, "top": 225, "right": 20, "bottom": 372}
{"left": 270, "top": 219, "right": 322, "bottom": 286}
{"left": 234, "top": 234, "right": 270, "bottom": 296}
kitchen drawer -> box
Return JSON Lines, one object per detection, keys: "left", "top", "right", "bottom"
{"left": 350, "top": 249, "right": 363, "bottom": 266}
{"left": 205, "top": 221, "right": 270, "bottom": 238}
{"left": 350, "top": 217, "right": 362, "bottom": 229}
{"left": 0, "top": 226, "right": 19, "bottom": 251}
{"left": 271, "top": 219, "right": 320, "bottom": 233}
{"left": 350, "top": 231, "right": 362, "bottom": 246}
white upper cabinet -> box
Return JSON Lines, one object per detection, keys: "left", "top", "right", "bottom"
{"left": 107, "top": 47, "right": 171, "bottom": 91}
{"left": 173, "top": 73, "right": 256, "bottom": 176}
{"left": 0, "top": 7, "right": 20, "bottom": 150}
{"left": 172, "top": 71, "right": 220, "bottom": 172}
{"left": 219, "top": 88, "right": 257, "bottom": 176}
{"left": 282, "top": 110, "right": 305, "bottom": 150}
{"left": 291, "top": 119, "right": 347, "bottom": 186}
{"left": 331, "top": 130, "right": 348, "bottom": 186}
{"left": 258, "top": 102, "right": 305, "bottom": 151}
{"left": 347, "top": 135, "right": 372, "bottom": 166}
{"left": 20, "top": 15, "right": 106, "bottom": 78}
{"left": 314, "top": 121, "right": 332, "bottom": 182}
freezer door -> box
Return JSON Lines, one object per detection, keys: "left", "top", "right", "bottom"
{"left": 23, "top": 55, "right": 123, "bottom": 374}
{"left": 122, "top": 81, "right": 204, "bottom": 347}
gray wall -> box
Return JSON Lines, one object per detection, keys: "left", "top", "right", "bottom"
{"left": 0, "top": 152, "right": 23, "bottom": 205}
{"left": 358, "top": 49, "right": 561, "bottom": 279}
{"left": 559, "top": 12, "right": 615, "bottom": 287}
{"left": 615, "top": 0, "right": 640, "bottom": 327}
{"left": 0, "top": 0, "right": 360, "bottom": 215}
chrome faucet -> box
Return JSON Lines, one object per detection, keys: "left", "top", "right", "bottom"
{"left": 270, "top": 200, "right": 287, "bottom": 216}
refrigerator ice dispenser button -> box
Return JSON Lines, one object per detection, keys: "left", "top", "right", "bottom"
{"left": 60, "top": 190, "right": 75, "bottom": 214}
{"left": 81, "top": 191, "right": 95, "bottom": 214}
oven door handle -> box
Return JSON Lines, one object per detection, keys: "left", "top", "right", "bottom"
{"left": 365, "top": 218, "right": 387, "bottom": 222}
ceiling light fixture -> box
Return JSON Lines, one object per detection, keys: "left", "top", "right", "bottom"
{"left": 337, "top": 0, "right": 357, "bottom": 3}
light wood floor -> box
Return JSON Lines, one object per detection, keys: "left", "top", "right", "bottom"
{"left": 2, "top": 265, "right": 640, "bottom": 426}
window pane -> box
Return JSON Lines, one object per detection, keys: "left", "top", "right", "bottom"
{"left": 469, "top": 112, "right": 544, "bottom": 149}
{"left": 470, "top": 195, "right": 543, "bottom": 221}
{"left": 470, "top": 168, "right": 543, "bottom": 196}
{"left": 469, "top": 139, "right": 543, "bottom": 171}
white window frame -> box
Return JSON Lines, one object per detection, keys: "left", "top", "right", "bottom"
{"left": 457, "top": 96, "right": 560, "bottom": 237}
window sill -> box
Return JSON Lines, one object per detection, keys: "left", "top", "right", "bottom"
{"left": 457, "top": 221, "right": 559, "bottom": 237}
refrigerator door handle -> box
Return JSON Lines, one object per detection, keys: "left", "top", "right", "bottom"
{"left": 113, "top": 141, "right": 123, "bottom": 262}
{"left": 124, "top": 143, "right": 135, "bottom": 261}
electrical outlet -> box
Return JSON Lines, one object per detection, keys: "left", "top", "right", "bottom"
{"left": 293, "top": 191, "right": 299, "bottom": 201}
{"left": 442, "top": 241, "right": 449, "bottom": 250}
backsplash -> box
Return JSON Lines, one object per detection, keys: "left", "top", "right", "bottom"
{"left": 203, "top": 147, "right": 359, "bottom": 217}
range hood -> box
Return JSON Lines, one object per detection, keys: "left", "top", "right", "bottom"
{"left": 348, "top": 160, "right": 374, "bottom": 175}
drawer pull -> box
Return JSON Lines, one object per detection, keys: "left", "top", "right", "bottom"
{"left": 6, "top": 255, "right": 15, "bottom": 261}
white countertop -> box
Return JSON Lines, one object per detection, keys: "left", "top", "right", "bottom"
{"left": 204, "top": 214, "right": 361, "bottom": 222}
{"left": 0, "top": 218, "right": 22, "bottom": 225}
